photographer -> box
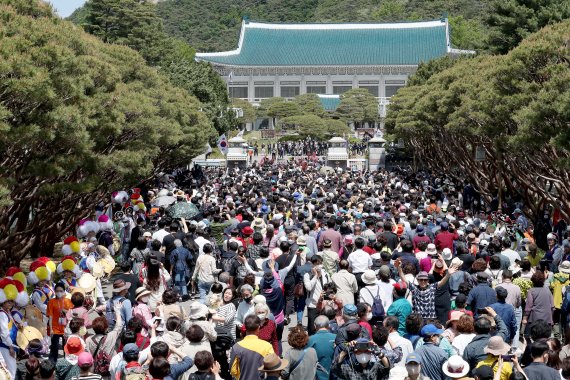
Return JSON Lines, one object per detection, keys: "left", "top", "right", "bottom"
{"left": 331, "top": 338, "right": 390, "bottom": 379}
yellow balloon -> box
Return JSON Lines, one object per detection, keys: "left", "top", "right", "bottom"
{"left": 69, "top": 241, "right": 81, "bottom": 253}
{"left": 12, "top": 272, "right": 26, "bottom": 286}
{"left": 35, "top": 267, "right": 49, "bottom": 281}
{"left": 62, "top": 259, "right": 75, "bottom": 272}
{"left": 4, "top": 284, "right": 17, "bottom": 301}
{"left": 45, "top": 261, "right": 56, "bottom": 274}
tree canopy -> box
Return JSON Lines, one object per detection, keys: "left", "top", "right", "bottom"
{"left": 386, "top": 19, "right": 570, "bottom": 218}
{"left": 0, "top": 0, "right": 214, "bottom": 265}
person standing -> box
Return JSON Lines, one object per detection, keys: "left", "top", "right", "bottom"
{"left": 413, "top": 324, "right": 448, "bottom": 380}
{"left": 348, "top": 238, "right": 372, "bottom": 289}
{"left": 332, "top": 260, "right": 358, "bottom": 307}
{"left": 229, "top": 315, "right": 274, "bottom": 380}
{"left": 308, "top": 316, "right": 336, "bottom": 380}
{"left": 192, "top": 244, "right": 221, "bottom": 304}
{"left": 524, "top": 341, "right": 563, "bottom": 380}
{"left": 488, "top": 287, "right": 517, "bottom": 344}
{"left": 304, "top": 256, "right": 330, "bottom": 336}
{"left": 47, "top": 283, "right": 72, "bottom": 363}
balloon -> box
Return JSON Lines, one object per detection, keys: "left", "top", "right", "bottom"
{"left": 12, "top": 272, "right": 26, "bottom": 286}
{"left": 35, "top": 267, "right": 49, "bottom": 281}
{"left": 70, "top": 241, "right": 80, "bottom": 253}
{"left": 62, "top": 259, "right": 75, "bottom": 272}
{"left": 4, "top": 284, "right": 17, "bottom": 301}
{"left": 45, "top": 261, "right": 56, "bottom": 274}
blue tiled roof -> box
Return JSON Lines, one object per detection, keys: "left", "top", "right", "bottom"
{"left": 196, "top": 20, "right": 450, "bottom": 67}
{"left": 318, "top": 95, "right": 341, "bottom": 111}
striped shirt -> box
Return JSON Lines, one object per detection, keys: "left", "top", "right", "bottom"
{"left": 214, "top": 303, "right": 236, "bottom": 339}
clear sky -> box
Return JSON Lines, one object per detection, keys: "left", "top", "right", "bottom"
{"left": 47, "top": 0, "right": 86, "bottom": 18}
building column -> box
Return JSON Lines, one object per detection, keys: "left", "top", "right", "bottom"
{"left": 248, "top": 75, "right": 254, "bottom": 102}
{"left": 326, "top": 74, "right": 332, "bottom": 95}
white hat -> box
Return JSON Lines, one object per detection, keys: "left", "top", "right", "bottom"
{"left": 362, "top": 270, "right": 377, "bottom": 285}
{"left": 442, "top": 355, "right": 470, "bottom": 378}
{"left": 442, "top": 248, "right": 453, "bottom": 261}
{"left": 426, "top": 243, "right": 437, "bottom": 255}
{"left": 189, "top": 302, "right": 209, "bottom": 320}
{"left": 451, "top": 257, "right": 463, "bottom": 267}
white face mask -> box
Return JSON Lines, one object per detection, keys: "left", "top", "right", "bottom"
{"left": 56, "top": 291, "right": 65, "bottom": 299}
{"left": 366, "top": 313, "right": 373, "bottom": 321}
{"left": 355, "top": 353, "right": 371, "bottom": 364}
{"left": 257, "top": 313, "right": 266, "bottom": 321}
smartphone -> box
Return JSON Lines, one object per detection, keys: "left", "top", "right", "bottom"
{"left": 477, "top": 308, "right": 488, "bottom": 315}
{"left": 500, "top": 355, "right": 513, "bottom": 362}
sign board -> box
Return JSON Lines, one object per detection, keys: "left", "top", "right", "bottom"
{"left": 475, "top": 145, "right": 486, "bottom": 162}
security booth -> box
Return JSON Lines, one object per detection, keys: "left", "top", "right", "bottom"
{"left": 226, "top": 136, "right": 249, "bottom": 170}
{"left": 326, "top": 136, "right": 348, "bottom": 170}
{"left": 368, "top": 136, "right": 387, "bottom": 171}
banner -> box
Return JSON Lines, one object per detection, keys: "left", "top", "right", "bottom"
{"left": 217, "top": 134, "right": 228, "bottom": 155}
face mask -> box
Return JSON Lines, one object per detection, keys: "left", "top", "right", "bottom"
{"left": 56, "top": 291, "right": 65, "bottom": 299}
{"left": 366, "top": 313, "right": 373, "bottom": 321}
{"left": 244, "top": 297, "right": 252, "bottom": 303}
{"left": 257, "top": 313, "right": 266, "bottom": 321}
{"left": 79, "top": 326, "right": 87, "bottom": 336}
{"left": 355, "top": 353, "right": 371, "bottom": 364}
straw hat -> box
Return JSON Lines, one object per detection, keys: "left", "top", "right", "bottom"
{"left": 258, "top": 353, "right": 289, "bottom": 372}
{"left": 112, "top": 279, "right": 131, "bottom": 294}
{"left": 361, "top": 270, "right": 377, "bottom": 285}
{"left": 135, "top": 287, "right": 151, "bottom": 301}
{"left": 91, "top": 261, "right": 104, "bottom": 278}
{"left": 189, "top": 302, "right": 208, "bottom": 320}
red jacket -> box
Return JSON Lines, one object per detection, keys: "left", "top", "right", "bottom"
{"left": 434, "top": 231, "right": 458, "bottom": 251}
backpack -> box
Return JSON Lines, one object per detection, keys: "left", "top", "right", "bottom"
{"left": 219, "top": 255, "right": 235, "bottom": 273}
{"left": 562, "top": 285, "right": 570, "bottom": 314}
{"left": 119, "top": 362, "right": 149, "bottom": 380}
{"left": 93, "top": 336, "right": 112, "bottom": 376}
{"left": 364, "top": 287, "right": 385, "bottom": 318}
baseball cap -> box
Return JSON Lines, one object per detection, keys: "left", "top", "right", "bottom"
{"left": 343, "top": 304, "right": 357, "bottom": 316}
{"left": 421, "top": 324, "right": 444, "bottom": 337}
{"left": 406, "top": 353, "right": 421, "bottom": 364}
{"left": 379, "top": 265, "right": 391, "bottom": 277}
{"left": 393, "top": 281, "right": 407, "bottom": 291}
{"left": 123, "top": 343, "right": 140, "bottom": 357}
{"left": 77, "top": 352, "right": 93, "bottom": 367}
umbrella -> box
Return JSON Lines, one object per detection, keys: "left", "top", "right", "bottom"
{"left": 151, "top": 195, "right": 176, "bottom": 207}
{"left": 166, "top": 202, "right": 200, "bottom": 219}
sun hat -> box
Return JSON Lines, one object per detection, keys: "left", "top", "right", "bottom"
{"left": 416, "top": 271, "right": 429, "bottom": 280}
{"left": 77, "top": 352, "right": 93, "bottom": 367}
{"left": 64, "top": 336, "right": 84, "bottom": 356}
{"left": 434, "top": 260, "right": 445, "bottom": 274}
{"left": 135, "top": 287, "right": 151, "bottom": 301}
{"left": 297, "top": 236, "right": 307, "bottom": 246}
{"left": 442, "top": 355, "right": 470, "bottom": 378}
{"left": 451, "top": 257, "right": 463, "bottom": 267}
{"left": 442, "top": 248, "right": 452, "bottom": 261}
{"left": 479, "top": 239, "right": 489, "bottom": 247}
{"left": 421, "top": 324, "right": 444, "bottom": 337}
{"left": 258, "top": 353, "right": 289, "bottom": 372}
{"left": 361, "top": 270, "right": 377, "bottom": 285}
{"left": 112, "top": 279, "right": 131, "bottom": 294}
{"left": 559, "top": 261, "right": 570, "bottom": 274}
{"left": 426, "top": 243, "right": 437, "bottom": 256}
{"left": 77, "top": 273, "right": 96, "bottom": 293}
{"left": 388, "top": 366, "right": 408, "bottom": 380}
{"left": 379, "top": 266, "right": 391, "bottom": 278}
{"left": 484, "top": 336, "right": 510, "bottom": 356}
{"left": 323, "top": 239, "right": 332, "bottom": 248}
{"left": 189, "top": 301, "right": 209, "bottom": 320}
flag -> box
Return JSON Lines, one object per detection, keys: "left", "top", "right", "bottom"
{"left": 217, "top": 134, "right": 228, "bottom": 155}
{"left": 204, "top": 143, "right": 212, "bottom": 156}
{"left": 236, "top": 129, "right": 244, "bottom": 138}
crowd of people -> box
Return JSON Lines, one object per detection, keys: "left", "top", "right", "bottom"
{"left": 2, "top": 159, "right": 570, "bottom": 380}
{"left": 256, "top": 140, "right": 367, "bottom": 159}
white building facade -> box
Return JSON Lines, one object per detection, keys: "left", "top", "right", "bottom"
{"left": 196, "top": 18, "right": 471, "bottom": 130}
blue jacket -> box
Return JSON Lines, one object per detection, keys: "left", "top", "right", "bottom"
{"left": 467, "top": 283, "right": 497, "bottom": 316}
{"left": 308, "top": 330, "right": 336, "bottom": 380}
{"left": 489, "top": 301, "right": 517, "bottom": 343}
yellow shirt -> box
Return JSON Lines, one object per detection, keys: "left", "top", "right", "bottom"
{"left": 476, "top": 355, "right": 513, "bottom": 380}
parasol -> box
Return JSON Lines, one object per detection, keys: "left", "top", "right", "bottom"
{"left": 151, "top": 195, "right": 176, "bottom": 207}
{"left": 166, "top": 202, "right": 200, "bottom": 219}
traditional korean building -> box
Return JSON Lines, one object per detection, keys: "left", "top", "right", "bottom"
{"left": 196, "top": 17, "right": 471, "bottom": 131}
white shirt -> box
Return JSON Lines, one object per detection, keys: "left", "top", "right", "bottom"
{"left": 152, "top": 229, "right": 169, "bottom": 243}
{"left": 452, "top": 333, "right": 476, "bottom": 356}
{"left": 501, "top": 248, "right": 521, "bottom": 266}
{"left": 347, "top": 249, "right": 372, "bottom": 273}
{"left": 378, "top": 279, "right": 396, "bottom": 310}
{"left": 388, "top": 331, "right": 413, "bottom": 367}
{"left": 359, "top": 284, "right": 389, "bottom": 309}
{"left": 304, "top": 270, "right": 330, "bottom": 309}
{"left": 194, "top": 236, "right": 210, "bottom": 256}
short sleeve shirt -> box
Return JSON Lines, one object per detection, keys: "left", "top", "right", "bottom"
{"left": 47, "top": 298, "right": 73, "bottom": 335}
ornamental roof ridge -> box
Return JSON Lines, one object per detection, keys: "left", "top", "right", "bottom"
{"left": 244, "top": 19, "right": 447, "bottom": 30}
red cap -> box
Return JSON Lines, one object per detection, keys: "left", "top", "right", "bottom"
{"left": 393, "top": 281, "right": 407, "bottom": 291}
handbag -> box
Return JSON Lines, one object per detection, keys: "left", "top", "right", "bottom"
{"left": 293, "top": 282, "right": 305, "bottom": 297}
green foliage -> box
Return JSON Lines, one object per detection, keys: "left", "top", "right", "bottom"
{"left": 78, "top": 0, "right": 234, "bottom": 134}
{"left": 386, "top": 18, "right": 570, "bottom": 217}
{"left": 0, "top": 0, "right": 214, "bottom": 263}
{"left": 268, "top": 100, "right": 302, "bottom": 119}
{"left": 231, "top": 98, "right": 257, "bottom": 125}
{"left": 148, "top": 0, "right": 490, "bottom": 53}
{"left": 293, "top": 93, "right": 326, "bottom": 117}
{"left": 336, "top": 89, "right": 379, "bottom": 128}
{"left": 279, "top": 114, "right": 350, "bottom": 140}
{"left": 486, "top": 0, "right": 570, "bottom": 54}
{"left": 406, "top": 56, "right": 460, "bottom": 87}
